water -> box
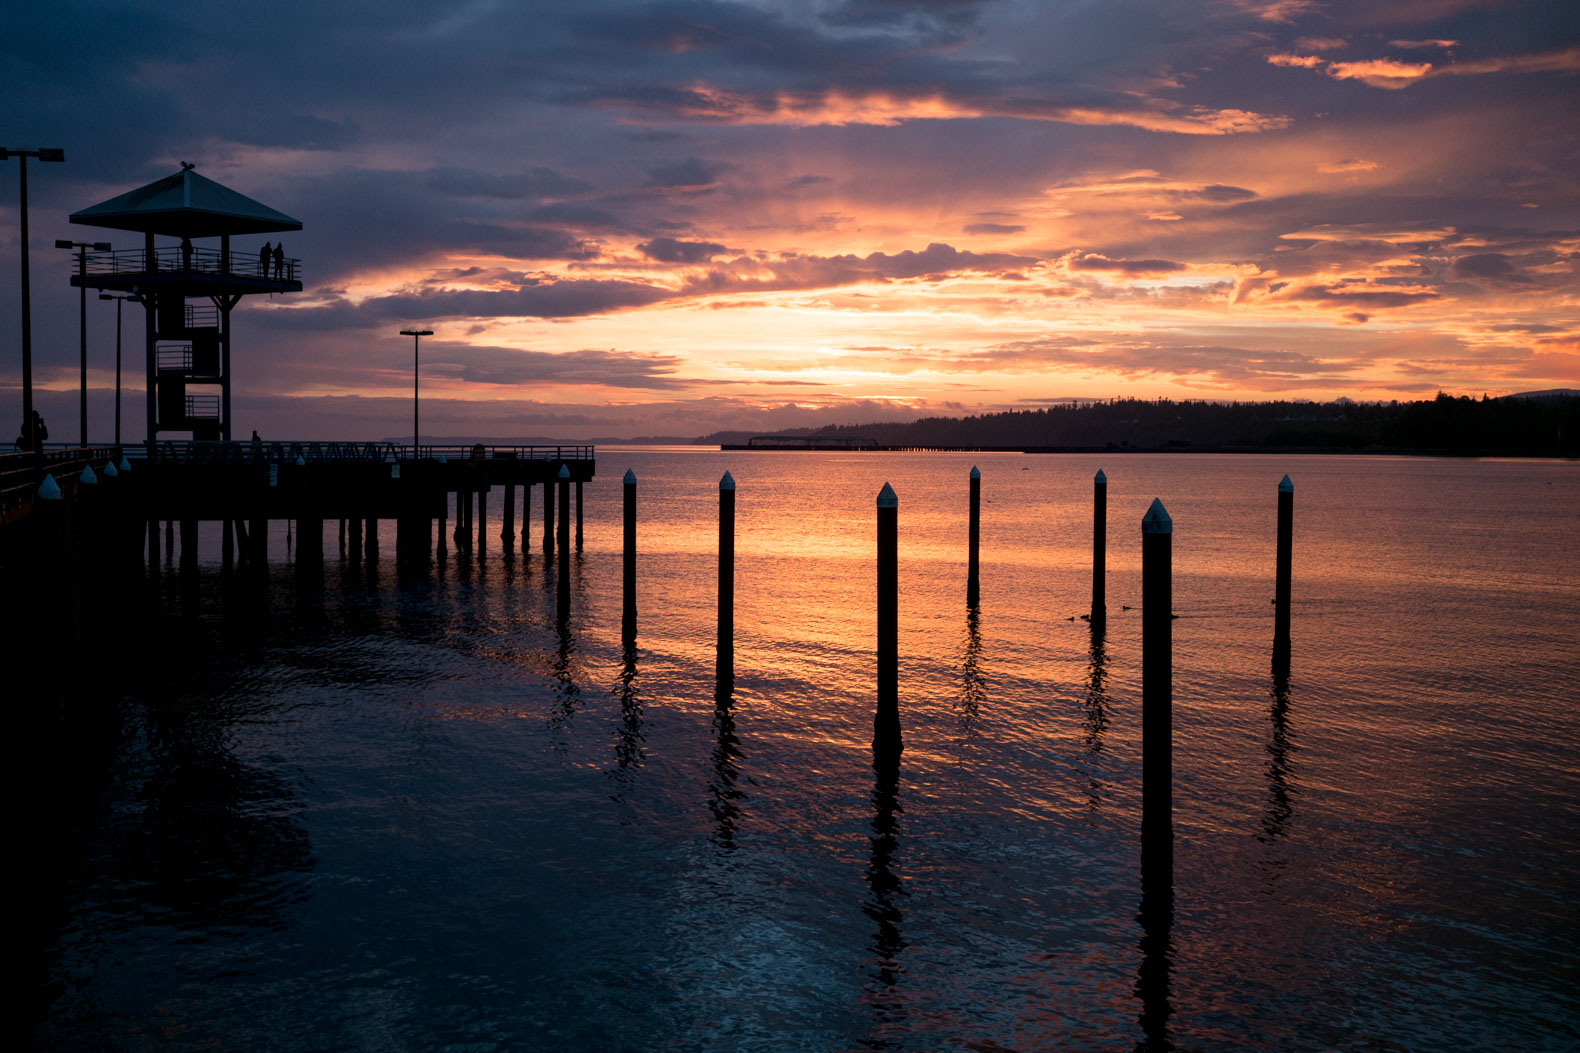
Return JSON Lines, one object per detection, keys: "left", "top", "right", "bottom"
{"left": 30, "top": 452, "right": 1580, "bottom": 1051}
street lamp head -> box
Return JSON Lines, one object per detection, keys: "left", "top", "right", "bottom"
{"left": 54, "top": 239, "right": 73, "bottom": 249}
{"left": 400, "top": 329, "right": 434, "bottom": 336}
{"left": 38, "top": 148, "right": 65, "bottom": 162}
{"left": 93, "top": 242, "right": 111, "bottom": 251}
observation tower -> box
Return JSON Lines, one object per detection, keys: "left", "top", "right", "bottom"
{"left": 67, "top": 165, "right": 301, "bottom": 442}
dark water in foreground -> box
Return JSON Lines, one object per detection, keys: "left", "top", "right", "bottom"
{"left": 31, "top": 452, "right": 1580, "bottom": 1051}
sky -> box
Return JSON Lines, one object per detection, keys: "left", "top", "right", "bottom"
{"left": 4, "top": 0, "right": 1578, "bottom": 441}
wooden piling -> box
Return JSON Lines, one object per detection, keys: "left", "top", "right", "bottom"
{"left": 967, "top": 465, "right": 981, "bottom": 606}
{"left": 503, "top": 481, "right": 515, "bottom": 546}
{"left": 365, "top": 518, "right": 379, "bottom": 562}
{"left": 222, "top": 517, "right": 235, "bottom": 572}
{"left": 876, "top": 482, "right": 900, "bottom": 754}
{"left": 477, "top": 485, "right": 488, "bottom": 557}
{"left": 557, "top": 465, "right": 571, "bottom": 552}
{"left": 623, "top": 469, "right": 637, "bottom": 640}
{"left": 543, "top": 473, "right": 556, "bottom": 553}
{"left": 718, "top": 472, "right": 735, "bottom": 656}
{"left": 1092, "top": 468, "right": 1107, "bottom": 624}
{"left": 1142, "top": 498, "right": 1173, "bottom": 878}
{"left": 180, "top": 517, "right": 198, "bottom": 575}
{"left": 1274, "top": 474, "right": 1293, "bottom": 675}
{"left": 249, "top": 516, "right": 267, "bottom": 574}
{"left": 576, "top": 479, "right": 584, "bottom": 551}
{"left": 521, "top": 480, "right": 531, "bottom": 556}
{"left": 350, "top": 515, "right": 363, "bottom": 562}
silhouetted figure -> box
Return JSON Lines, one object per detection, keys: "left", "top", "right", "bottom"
{"left": 18, "top": 411, "right": 50, "bottom": 453}
{"left": 259, "top": 241, "right": 271, "bottom": 278}
{"left": 181, "top": 237, "right": 193, "bottom": 271}
{"left": 273, "top": 242, "right": 285, "bottom": 280}
{"left": 251, "top": 430, "right": 261, "bottom": 442}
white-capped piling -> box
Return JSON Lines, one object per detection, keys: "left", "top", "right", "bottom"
{"left": 967, "top": 465, "right": 981, "bottom": 606}
{"left": 623, "top": 469, "right": 637, "bottom": 639}
{"left": 1274, "top": 474, "right": 1293, "bottom": 674}
{"left": 718, "top": 471, "right": 735, "bottom": 657}
{"left": 875, "top": 482, "right": 900, "bottom": 754}
{"left": 1141, "top": 498, "right": 1173, "bottom": 878}
{"left": 1092, "top": 469, "right": 1107, "bottom": 624}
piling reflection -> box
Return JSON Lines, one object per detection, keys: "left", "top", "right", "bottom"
{"left": 1135, "top": 854, "right": 1174, "bottom": 1053}
{"left": 956, "top": 603, "right": 984, "bottom": 732}
{"left": 1082, "top": 619, "right": 1110, "bottom": 811}
{"left": 1259, "top": 669, "right": 1296, "bottom": 845}
{"left": 613, "top": 641, "right": 645, "bottom": 780}
{"left": 862, "top": 754, "right": 907, "bottom": 1040}
{"left": 708, "top": 665, "right": 744, "bottom": 851}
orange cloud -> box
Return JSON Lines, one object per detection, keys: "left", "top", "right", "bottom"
{"left": 1268, "top": 53, "right": 1324, "bottom": 69}
{"left": 617, "top": 84, "right": 1289, "bottom": 135}
{"left": 1326, "top": 58, "right": 1435, "bottom": 89}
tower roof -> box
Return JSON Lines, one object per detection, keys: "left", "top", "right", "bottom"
{"left": 70, "top": 167, "right": 302, "bottom": 237}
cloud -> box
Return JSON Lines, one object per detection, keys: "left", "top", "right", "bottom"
{"left": 1453, "top": 253, "right": 1534, "bottom": 285}
{"left": 681, "top": 242, "right": 1038, "bottom": 296}
{"left": 1268, "top": 53, "right": 1324, "bottom": 69}
{"left": 1065, "top": 253, "right": 1185, "bottom": 276}
{"left": 1325, "top": 58, "right": 1435, "bottom": 89}
{"left": 425, "top": 166, "right": 592, "bottom": 199}
{"left": 963, "top": 222, "right": 1026, "bottom": 235}
{"left": 1229, "top": 0, "right": 1319, "bottom": 23}
{"left": 364, "top": 279, "right": 673, "bottom": 320}
{"left": 1317, "top": 158, "right": 1381, "bottom": 174}
{"left": 423, "top": 344, "right": 690, "bottom": 389}
{"left": 1389, "top": 39, "right": 1459, "bottom": 49}
{"left": 637, "top": 237, "right": 727, "bottom": 263}
{"left": 645, "top": 157, "right": 725, "bottom": 189}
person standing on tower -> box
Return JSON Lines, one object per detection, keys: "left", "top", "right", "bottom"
{"left": 259, "top": 241, "right": 271, "bottom": 278}
{"left": 273, "top": 241, "right": 285, "bottom": 280}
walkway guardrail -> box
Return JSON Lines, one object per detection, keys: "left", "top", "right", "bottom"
{"left": 129, "top": 441, "right": 596, "bottom": 465}
{"left": 78, "top": 246, "right": 301, "bottom": 283}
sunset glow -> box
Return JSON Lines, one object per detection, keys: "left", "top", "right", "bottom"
{"left": 4, "top": 1, "right": 1577, "bottom": 439}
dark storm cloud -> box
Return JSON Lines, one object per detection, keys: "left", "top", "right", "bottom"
{"left": 637, "top": 238, "right": 728, "bottom": 263}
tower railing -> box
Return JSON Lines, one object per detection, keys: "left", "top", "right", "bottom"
{"left": 76, "top": 246, "right": 300, "bottom": 283}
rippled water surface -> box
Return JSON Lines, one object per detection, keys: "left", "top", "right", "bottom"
{"left": 32, "top": 452, "right": 1580, "bottom": 1050}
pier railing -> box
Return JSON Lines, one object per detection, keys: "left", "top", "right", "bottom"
{"left": 0, "top": 445, "right": 125, "bottom": 521}
{"left": 131, "top": 440, "right": 595, "bottom": 465}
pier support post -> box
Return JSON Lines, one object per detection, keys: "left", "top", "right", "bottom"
{"left": 718, "top": 472, "right": 735, "bottom": 663}
{"left": 222, "top": 517, "right": 235, "bottom": 573}
{"left": 477, "top": 484, "right": 488, "bottom": 557}
{"left": 557, "top": 465, "right": 571, "bottom": 553}
{"left": 437, "top": 494, "right": 447, "bottom": 560}
{"left": 543, "top": 473, "right": 555, "bottom": 553}
{"left": 623, "top": 469, "right": 637, "bottom": 641}
{"left": 503, "top": 482, "right": 515, "bottom": 546}
{"left": 967, "top": 465, "right": 980, "bottom": 606}
{"left": 1274, "top": 475, "right": 1293, "bottom": 676}
{"left": 576, "top": 479, "right": 584, "bottom": 551}
{"left": 876, "top": 482, "right": 900, "bottom": 755}
{"left": 1142, "top": 498, "right": 1173, "bottom": 882}
{"left": 147, "top": 518, "right": 159, "bottom": 574}
{"left": 298, "top": 517, "right": 323, "bottom": 573}
{"left": 180, "top": 517, "right": 198, "bottom": 575}
{"left": 249, "top": 516, "right": 267, "bottom": 576}
{"left": 1092, "top": 469, "right": 1107, "bottom": 625}
{"left": 556, "top": 465, "right": 572, "bottom": 622}
{"left": 349, "top": 515, "right": 363, "bottom": 563}
{"left": 365, "top": 518, "right": 378, "bottom": 563}
{"left": 521, "top": 481, "right": 531, "bottom": 556}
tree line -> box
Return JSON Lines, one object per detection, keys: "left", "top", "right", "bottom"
{"left": 700, "top": 393, "right": 1580, "bottom": 457}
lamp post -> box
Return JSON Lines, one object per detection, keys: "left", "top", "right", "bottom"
{"left": 1, "top": 146, "right": 65, "bottom": 453}
{"left": 400, "top": 328, "right": 433, "bottom": 455}
{"left": 100, "top": 291, "right": 138, "bottom": 446}
{"left": 57, "top": 238, "right": 112, "bottom": 448}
